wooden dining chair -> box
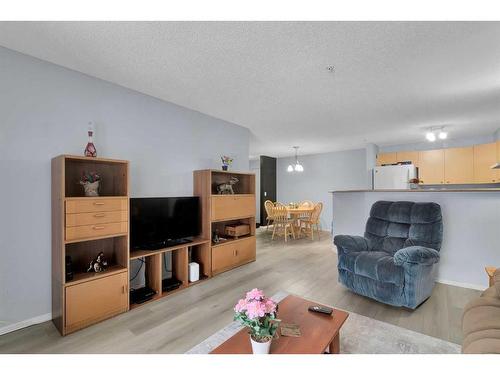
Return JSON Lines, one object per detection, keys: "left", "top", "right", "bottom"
{"left": 301, "top": 202, "right": 323, "bottom": 240}
{"left": 264, "top": 200, "right": 275, "bottom": 231}
{"left": 296, "top": 200, "right": 314, "bottom": 232}
{"left": 271, "top": 205, "right": 296, "bottom": 242}
{"left": 299, "top": 200, "right": 314, "bottom": 208}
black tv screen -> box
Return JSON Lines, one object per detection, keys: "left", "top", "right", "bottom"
{"left": 130, "top": 197, "right": 200, "bottom": 250}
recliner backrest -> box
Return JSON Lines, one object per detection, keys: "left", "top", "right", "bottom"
{"left": 364, "top": 201, "right": 443, "bottom": 256}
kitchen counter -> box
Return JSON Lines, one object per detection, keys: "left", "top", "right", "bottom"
{"left": 330, "top": 188, "right": 500, "bottom": 193}
{"left": 331, "top": 188, "right": 500, "bottom": 289}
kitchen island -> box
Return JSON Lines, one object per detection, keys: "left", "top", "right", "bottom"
{"left": 330, "top": 189, "right": 500, "bottom": 289}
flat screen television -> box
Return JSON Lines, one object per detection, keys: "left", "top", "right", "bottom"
{"left": 130, "top": 197, "right": 200, "bottom": 250}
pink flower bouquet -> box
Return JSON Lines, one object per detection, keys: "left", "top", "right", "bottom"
{"left": 233, "top": 288, "right": 280, "bottom": 343}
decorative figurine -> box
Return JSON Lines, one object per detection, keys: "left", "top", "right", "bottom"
{"left": 84, "top": 121, "right": 97, "bottom": 157}
{"left": 86, "top": 252, "right": 108, "bottom": 273}
{"left": 221, "top": 155, "right": 233, "bottom": 171}
{"left": 213, "top": 229, "right": 220, "bottom": 244}
{"left": 80, "top": 171, "right": 101, "bottom": 197}
{"left": 217, "top": 176, "right": 239, "bottom": 194}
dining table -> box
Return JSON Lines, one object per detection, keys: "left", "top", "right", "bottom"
{"left": 285, "top": 206, "right": 314, "bottom": 238}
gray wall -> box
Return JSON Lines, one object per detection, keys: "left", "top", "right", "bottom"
{"left": 332, "top": 191, "right": 500, "bottom": 289}
{"left": 277, "top": 149, "right": 369, "bottom": 230}
{"left": 0, "top": 47, "right": 250, "bottom": 332}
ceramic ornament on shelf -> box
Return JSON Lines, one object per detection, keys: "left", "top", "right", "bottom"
{"left": 80, "top": 171, "right": 101, "bottom": 197}
{"left": 84, "top": 121, "right": 97, "bottom": 157}
{"left": 221, "top": 155, "right": 233, "bottom": 171}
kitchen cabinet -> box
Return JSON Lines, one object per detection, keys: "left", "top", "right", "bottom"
{"left": 376, "top": 152, "right": 397, "bottom": 166}
{"left": 419, "top": 149, "right": 444, "bottom": 185}
{"left": 473, "top": 142, "right": 498, "bottom": 183}
{"left": 444, "top": 147, "right": 474, "bottom": 184}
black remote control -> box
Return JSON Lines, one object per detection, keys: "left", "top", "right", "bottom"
{"left": 308, "top": 305, "right": 333, "bottom": 315}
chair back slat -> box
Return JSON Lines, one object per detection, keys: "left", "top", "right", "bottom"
{"left": 271, "top": 205, "right": 289, "bottom": 222}
{"left": 299, "top": 200, "right": 314, "bottom": 208}
{"left": 310, "top": 202, "right": 323, "bottom": 223}
{"left": 264, "top": 200, "right": 275, "bottom": 216}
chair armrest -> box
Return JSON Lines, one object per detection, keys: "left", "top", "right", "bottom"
{"left": 334, "top": 235, "right": 370, "bottom": 253}
{"left": 393, "top": 246, "right": 440, "bottom": 266}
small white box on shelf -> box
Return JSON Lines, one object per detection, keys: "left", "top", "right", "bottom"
{"left": 189, "top": 262, "right": 200, "bottom": 282}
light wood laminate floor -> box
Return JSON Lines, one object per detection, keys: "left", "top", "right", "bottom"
{"left": 0, "top": 229, "right": 481, "bottom": 353}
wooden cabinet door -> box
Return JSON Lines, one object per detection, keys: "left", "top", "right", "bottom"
{"left": 473, "top": 143, "right": 498, "bottom": 183}
{"left": 444, "top": 147, "right": 474, "bottom": 184}
{"left": 234, "top": 237, "right": 256, "bottom": 265}
{"left": 376, "top": 152, "right": 397, "bottom": 166}
{"left": 211, "top": 195, "right": 256, "bottom": 221}
{"left": 212, "top": 243, "right": 236, "bottom": 275}
{"left": 418, "top": 149, "right": 444, "bottom": 184}
{"left": 396, "top": 151, "right": 419, "bottom": 167}
{"left": 65, "top": 271, "right": 128, "bottom": 333}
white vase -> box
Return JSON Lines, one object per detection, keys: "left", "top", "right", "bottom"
{"left": 250, "top": 336, "right": 272, "bottom": 354}
{"left": 82, "top": 181, "right": 100, "bottom": 197}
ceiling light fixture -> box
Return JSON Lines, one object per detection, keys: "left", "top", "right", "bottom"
{"left": 287, "top": 146, "right": 304, "bottom": 173}
{"left": 425, "top": 126, "right": 448, "bottom": 142}
{"left": 425, "top": 131, "right": 436, "bottom": 142}
{"left": 438, "top": 128, "right": 448, "bottom": 140}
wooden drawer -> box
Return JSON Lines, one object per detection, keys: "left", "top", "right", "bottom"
{"left": 66, "top": 211, "right": 127, "bottom": 227}
{"left": 211, "top": 195, "right": 255, "bottom": 221}
{"left": 65, "top": 221, "right": 128, "bottom": 241}
{"left": 66, "top": 198, "right": 128, "bottom": 214}
{"left": 212, "top": 237, "right": 256, "bottom": 275}
{"left": 65, "top": 271, "right": 128, "bottom": 332}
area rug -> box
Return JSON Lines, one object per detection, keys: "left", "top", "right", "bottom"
{"left": 186, "top": 291, "right": 461, "bottom": 354}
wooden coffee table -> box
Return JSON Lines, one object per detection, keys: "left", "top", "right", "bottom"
{"left": 210, "top": 295, "right": 349, "bottom": 354}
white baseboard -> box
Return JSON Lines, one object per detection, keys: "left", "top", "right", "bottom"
{"left": 436, "top": 278, "right": 485, "bottom": 291}
{"left": 0, "top": 313, "right": 52, "bottom": 336}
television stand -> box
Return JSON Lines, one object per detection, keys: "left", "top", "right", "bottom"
{"left": 164, "top": 238, "right": 192, "bottom": 247}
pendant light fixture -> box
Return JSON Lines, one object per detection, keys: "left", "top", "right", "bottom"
{"left": 287, "top": 146, "right": 304, "bottom": 173}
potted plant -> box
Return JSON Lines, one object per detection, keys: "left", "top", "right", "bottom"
{"left": 233, "top": 288, "right": 280, "bottom": 354}
{"left": 80, "top": 171, "right": 101, "bottom": 197}
{"left": 221, "top": 155, "right": 233, "bottom": 171}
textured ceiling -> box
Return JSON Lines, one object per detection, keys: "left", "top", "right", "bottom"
{"left": 0, "top": 21, "right": 499, "bottom": 158}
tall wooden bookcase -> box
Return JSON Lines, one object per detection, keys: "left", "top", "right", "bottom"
{"left": 193, "top": 170, "right": 256, "bottom": 276}
{"left": 52, "top": 155, "right": 130, "bottom": 335}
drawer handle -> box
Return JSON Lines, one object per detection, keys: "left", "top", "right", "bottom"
{"left": 92, "top": 226, "right": 105, "bottom": 230}
{"left": 93, "top": 202, "right": 105, "bottom": 206}
{"left": 94, "top": 213, "right": 106, "bottom": 218}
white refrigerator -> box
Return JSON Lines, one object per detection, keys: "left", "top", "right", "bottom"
{"left": 373, "top": 165, "right": 417, "bottom": 189}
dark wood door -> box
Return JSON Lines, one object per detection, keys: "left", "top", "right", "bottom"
{"left": 259, "top": 156, "right": 277, "bottom": 225}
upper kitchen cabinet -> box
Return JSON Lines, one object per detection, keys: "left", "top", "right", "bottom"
{"left": 376, "top": 152, "right": 397, "bottom": 166}
{"left": 444, "top": 146, "right": 474, "bottom": 184}
{"left": 473, "top": 142, "right": 498, "bottom": 183}
{"left": 419, "top": 149, "right": 444, "bottom": 185}
{"left": 396, "top": 151, "right": 419, "bottom": 167}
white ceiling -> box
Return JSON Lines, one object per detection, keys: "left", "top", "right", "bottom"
{"left": 1, "top": 21, "right": 500, "bottom": 158}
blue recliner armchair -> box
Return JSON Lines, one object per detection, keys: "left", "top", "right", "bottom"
{"left": 334, "top": 201, "right": 443, "bottom": 309}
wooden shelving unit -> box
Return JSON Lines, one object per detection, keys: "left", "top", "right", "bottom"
{"left": 52, "top": 155, "right": 130, "bottom": 335}
{"left": 128, "top": 238, "right": 210, "bottom": 309}
{"left": 194, "top": 169, "right": 256, "bottom": 277}
{"left": 52, "top": 159, "right": 247, "bottom": 333}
